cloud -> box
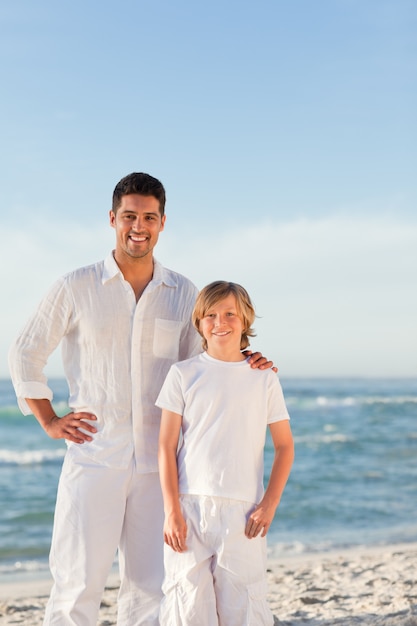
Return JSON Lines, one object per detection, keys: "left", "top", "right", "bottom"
{"left": 2, "top": 215, "right": 416, "bottom": 378}
{"left": 158, "top": 215, "right": 417, "bottom": 376}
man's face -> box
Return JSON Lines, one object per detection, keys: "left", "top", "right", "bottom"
{"left": 110, "top": 194, "right": 166, "bottom": 261}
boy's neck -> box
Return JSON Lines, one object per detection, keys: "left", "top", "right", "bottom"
{"left": 205, "top": 347, "right": 246, "bottom": 362}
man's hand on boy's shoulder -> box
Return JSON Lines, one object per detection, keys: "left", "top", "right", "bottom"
{"left": 243, "top": 350, "right": 278, "bottom": 373}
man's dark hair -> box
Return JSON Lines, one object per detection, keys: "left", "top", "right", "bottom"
{"left": 112, "top": 172, "right": 166, "bottom": 215}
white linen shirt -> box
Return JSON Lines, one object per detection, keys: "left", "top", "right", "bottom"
{"left": 8, "top": 253, "right": 201, "bottom": 472}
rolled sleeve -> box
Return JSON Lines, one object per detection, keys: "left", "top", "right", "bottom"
{"left": 14, "top": 382, "right": 54, "bottom": 415}
{"left": 8, "top": 276, "right": 72, "bottom": 414}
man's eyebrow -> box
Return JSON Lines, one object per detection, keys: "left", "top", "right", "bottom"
{"left": 120, "top": 209, "right": 160, "bottom": 216}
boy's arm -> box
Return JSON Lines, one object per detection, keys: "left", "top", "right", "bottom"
{"left": 245, "top": 419, "right": 294, "bottom": 538}
{"left": 158, "top": 408, "right": 188, "bottom": 552}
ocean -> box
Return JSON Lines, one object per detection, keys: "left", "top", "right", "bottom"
{"left": 1, "top": 377, "right": 416, "bottom": 581}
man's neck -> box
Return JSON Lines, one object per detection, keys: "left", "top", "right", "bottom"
{"left": 113, "top": 251, "right": 155, "bottom": 301}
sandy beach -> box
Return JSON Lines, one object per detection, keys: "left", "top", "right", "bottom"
{"left": 0, "top": 543, "right": 416, "bottom": 625}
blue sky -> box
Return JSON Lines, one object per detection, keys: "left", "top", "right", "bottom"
{"left": 1, "top": 0, "right": 416, "bottom": 378}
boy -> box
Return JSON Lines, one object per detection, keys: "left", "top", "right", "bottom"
{"left": 156, "top": 281, "right": 294, "bottom": 625}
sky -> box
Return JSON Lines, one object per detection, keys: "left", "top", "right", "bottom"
{"left": 1, "top": 0, "right": 416, "bottom": 379}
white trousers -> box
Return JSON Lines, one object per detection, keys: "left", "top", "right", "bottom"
{"left": 160, "top": 495, "right": 274, "bottom": 626}
{"left": 43, "top": 452, "right": 164, "bottom": 626}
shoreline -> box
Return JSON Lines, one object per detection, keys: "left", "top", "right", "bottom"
{"left": 1, "top": 542, "right": 416, "bottom": 624}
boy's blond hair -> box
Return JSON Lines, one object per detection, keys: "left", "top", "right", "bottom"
{"left": 192, "top": 281, "right": 256, "bottom": 351}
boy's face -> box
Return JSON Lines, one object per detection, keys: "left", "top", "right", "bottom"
{"left": 199, "top": 293, "right": 244, "bottom": 357}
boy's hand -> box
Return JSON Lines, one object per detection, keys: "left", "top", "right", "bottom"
{"left": 245, "top": 501, "right": 276, "bottom": 538}
{"left": 243, "top": 350, "right": 278, "bottom": 373}
{"left": 164, "top": 511, "right": 188, "bottom": 552}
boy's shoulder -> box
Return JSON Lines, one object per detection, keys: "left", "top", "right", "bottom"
{"left": 174, "top": 352, "right": 204, "bottom": 370}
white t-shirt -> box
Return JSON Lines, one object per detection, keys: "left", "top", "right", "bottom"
{"left": 8, "top": 254, "right": 201, "bottom": 471}
{"left": 156, "top": 352, "right": 290, "bottom": 504}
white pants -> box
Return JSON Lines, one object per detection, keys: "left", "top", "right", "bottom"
{"left": 160, "top": 495, "right": 273, "bottom": 626}
{"left": 43, "top": 452, "right": 164, "bottom": 625}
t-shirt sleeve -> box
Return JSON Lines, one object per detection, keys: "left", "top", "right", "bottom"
{"left": 267, "top": 373, "right": 290, "bottom": 424}
{"left": 155, "top": 363, "right": 185, "bottom": 416}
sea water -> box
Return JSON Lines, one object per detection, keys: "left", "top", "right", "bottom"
{"left": 1, "top": 377, "right": 416, "bottom": 579}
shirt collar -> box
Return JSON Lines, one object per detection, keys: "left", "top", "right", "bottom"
{"left": 102, "top": 252, "right": 177, "bottom": 289}
{"left": 152, "top": 258, "right": 177, "bottom": 288}
{"left": 102, "top": 252, "right": 122, "bottom": 284}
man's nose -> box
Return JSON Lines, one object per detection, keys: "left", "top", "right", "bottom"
{"left": 132, "top": 216, "right": 144, "bottom": 230}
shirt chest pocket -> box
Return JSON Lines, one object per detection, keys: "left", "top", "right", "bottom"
{"left": 153, "top": 318, "right": 182, "bottom": 360}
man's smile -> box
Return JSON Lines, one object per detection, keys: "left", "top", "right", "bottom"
{"left": 129, "top": 234, "right": 148, "bottom": 243}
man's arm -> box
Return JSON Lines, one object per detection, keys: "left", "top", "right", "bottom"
{"left": 25, "top": 398, "right": 97, "bottom": 444}
{"left": 158, "top": 408, "right": 187, "bottom": 552}
{"left": 9, "top": 277, "right": 73, "bottom": 416}
{"left": 245, "top": 419, "right": 294, "bottom": 538}
{"left": 243, "top": 350, "right": 278, "bottom": 372}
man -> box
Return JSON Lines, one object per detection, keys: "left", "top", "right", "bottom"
{"left": 9, "top": 172, "right": 275, "bottom": 625}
